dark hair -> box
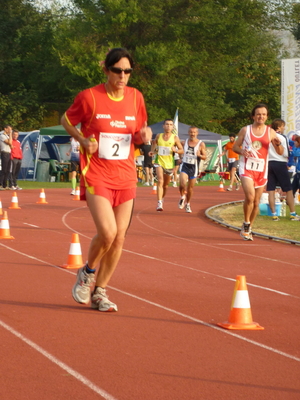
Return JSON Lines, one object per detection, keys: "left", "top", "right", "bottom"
{"left": 271, "top": 118, "right": 285, "bottom": 131}
{"left": 4, "top": 124, "right": 12, "bottom": 129}
{"left": 12, "top": 129, "right": 19, "bottom": 133}
{"left": 251, "top": 103, "right": 269, "bottom": 117}
{"left": 229, "top": 133, "right": 236, "bottom": 138}
{"left": 163, "top": 119, "right": 173, "bottom": 124}
{"left": 104, "top": 48, "right": 134, "bottom": 69}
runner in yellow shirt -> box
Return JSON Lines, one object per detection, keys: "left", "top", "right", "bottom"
{"left": 150, "top": 119, "right": 183, "bottom": 211}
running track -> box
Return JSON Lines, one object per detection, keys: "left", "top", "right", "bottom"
{"left": 0, "top": 186, "right": 299, "bottom": 400}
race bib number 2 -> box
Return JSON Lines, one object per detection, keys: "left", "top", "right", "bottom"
{"left": 99, "top": 132, "right": 131, "bottom": 160}
{"left": 246, "top": 157, "right": 265, "bottom": 172}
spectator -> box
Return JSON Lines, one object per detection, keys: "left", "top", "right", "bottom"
{"left": 0, "top": 125, "right": 13, "bottom": 190}
{"left": 267, "top": 119, "right": 299, "bottom": 221}
{"left": 9, "top": 129, "right": 23, "bottom": 190}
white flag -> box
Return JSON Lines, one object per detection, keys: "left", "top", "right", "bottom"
{"left": 173, "top": 108, "right": 179, "bottom": 136}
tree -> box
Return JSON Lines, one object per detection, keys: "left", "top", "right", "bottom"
{"left": 0, "top": 0, "right": 296, "bottom": 132}
{"left": 52, "top": 0, "right": 294, "bottom": 133}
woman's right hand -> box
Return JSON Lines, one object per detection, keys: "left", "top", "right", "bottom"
{"left": 82, "top": 135, "right": 98, "bottom": 154}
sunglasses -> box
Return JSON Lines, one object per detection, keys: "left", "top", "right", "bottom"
{"left": 108, "top": 67, "right": 133, "bottom": 74}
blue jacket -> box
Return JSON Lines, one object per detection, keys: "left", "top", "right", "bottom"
{"left": 288, "top": 144, "right": 300, "bottom": 172}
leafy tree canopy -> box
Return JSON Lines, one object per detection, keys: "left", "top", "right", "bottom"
{"left": 0, "top": 0, "right": 297, "bottom": 132}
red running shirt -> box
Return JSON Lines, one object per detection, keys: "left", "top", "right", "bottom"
{"left": 65, "top": 84, "right": 147, "bottom": 191}
{"left": 239, "top": 124, "right": 271, "bottom": 187}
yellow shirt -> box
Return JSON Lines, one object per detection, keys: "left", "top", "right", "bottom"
{"left": 155, "top": 133, "right": 176, "bottom": 170}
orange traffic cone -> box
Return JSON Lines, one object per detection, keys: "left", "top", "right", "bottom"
{"left": 61, "top": 233, "right": 84, "bottom": 269}
{"left": 217, "top": 181, "right": 226, "bottom": 192}
{"left": 0, "top": 198, "right": 3, "bottom": 215}
{"left": 0, "top": 211, "right": 15, "bottom": 239}
{"left": 217, "top": 275, "right": 264, "bottom": 330}
{"left": 152, "top": 184, "right": 157, "bottom": 194}
{"left": 9, "top": 192, "right": 21, "bottom": 209}
{"left": 73, "top": 186, "right": 80, "bottom": 201}
{"left": 36, "top": 188, "right": 48, "bottom": 204}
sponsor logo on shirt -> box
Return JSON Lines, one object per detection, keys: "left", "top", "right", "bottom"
{"left": 110, "top": 120, "right": 127, "bottom": 129}
{"left": 125, "top": 116, "right": 136, "bottom": 121}
{"left": 96, "top": 114, "right": 111, "bottom": 119}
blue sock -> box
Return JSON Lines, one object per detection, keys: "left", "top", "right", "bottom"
{"left": 85, "top": 263, "right": 96, "bottom": 274}
{"left": 290, "top": 212, "right": 296, "bottom": 216}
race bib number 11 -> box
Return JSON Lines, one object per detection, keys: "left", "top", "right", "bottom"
{"left": 99, "top": 132, "right": 131, "bottom": 160}
{"left": 246, "top": 157, "right": 265, "bottom": 172}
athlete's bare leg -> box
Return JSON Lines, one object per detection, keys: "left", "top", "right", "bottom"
{"left": 86, "top": 190, "right": 133, "bottom": 288}
{"left": 241, "top": 177, "right": 264, "bottom": 225}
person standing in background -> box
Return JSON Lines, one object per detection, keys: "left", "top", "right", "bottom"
{"left": 267, "top": 119, "right": 299, "bottom": 221}
{"left": 0, "top": 124, "right": 13, "bottom": 190}
{"left": 66, "top": 137, "right": 81, "bottom": 195}
{"left": 9, "top": 129, "right": 23, "bottom": 190}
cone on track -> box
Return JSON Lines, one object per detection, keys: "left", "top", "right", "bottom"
{"left": 61, "top": 233, "right": 84, "bottom": 269}
{"left": 9, "top": 191, "right": 21, "bottom": 209}
{"left": 217, "top": 275, "right": 264, "bottom": 330}
{"left": 217, "top": 181, "right": 226, "bottom": 192}
{"left": 151, "top": 184, "right": 157, "bottom": 194}
{"left": 0, "top": 198, "right": 3, "bottom": 215}
{"left": 73, "top": 186, "right": 80, "bottom": 201}
{"left": 36, "top": 188, "right": 48, "bottom": 204}
{"left": 0, "top": 211, "right": 15, "bottom": 239}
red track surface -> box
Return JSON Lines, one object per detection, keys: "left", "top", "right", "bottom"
{"left": 0, "top": 186, "right": 299, "bottom": 400}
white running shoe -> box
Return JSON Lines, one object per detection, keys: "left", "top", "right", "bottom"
{"left": 72, "top": 266, "right": 95, "bottom": 304}
{"left": 143, "top": 182, "right": 150, "bottom": 186}
{"left": 173, "top": 182, "right": 177, "bottom": 187}
{"left": 227, "top": 186, "right": 232, "bottom": 191}
{"left": 91, "top": 287, "right": 118, "bottom": 312}
{"left": 70, "top": 189, "right": 76, "bottom": 195}
{"left": 240, "top": 222, "right": 253, "bottom": 241}
{"left": 157, "top": 200, "right": 163, "bottom": 211}
{"left": 185, "top": 203, "right": 192, "bottom": 213}
{"left": 178, "top": 195, "right": 186, "bottom": 209}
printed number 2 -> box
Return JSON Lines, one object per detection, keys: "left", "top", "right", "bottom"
{"left": 112, "top": 143, "right": 119, "bottom": 157}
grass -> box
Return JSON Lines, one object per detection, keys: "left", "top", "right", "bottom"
{"left": 17, "top": 179, "right": 221, "bottom": 190}
{"left": 207, "top": 202, "right": 300, "bottom": 242}
{"left": 18, "top": 180, "right": 72, "bottom": 189}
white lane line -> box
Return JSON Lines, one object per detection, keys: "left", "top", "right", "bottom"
{"left": 110, "top": 286, "right": 300, "bottom": 364}
{"left": 122, "top": 249, "right": 298, "bottom": 298}
{"left": 61, "top": 208, "right": 299, "bottom": 299}
{"left": 23, "top": 223, "right": 40, "bottom": 228}
{"left": 0, "top": 319, "right": 118, "bottom": 400}
{"left": 135, "top": 208, "right": 300, "bottom": 269}
{"left": 0, "top": 241, "right": 299, "bottom": 364}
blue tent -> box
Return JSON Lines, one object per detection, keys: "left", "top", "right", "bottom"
{"left": 149, "top": 121, "right": 222, "bottom": 142}
{"left": 19, "top": 131, "right": 63, "bottom": 180}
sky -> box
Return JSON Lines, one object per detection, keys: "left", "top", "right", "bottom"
{"left": 32, "top": 0, "right": 74, "bottom": 11}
